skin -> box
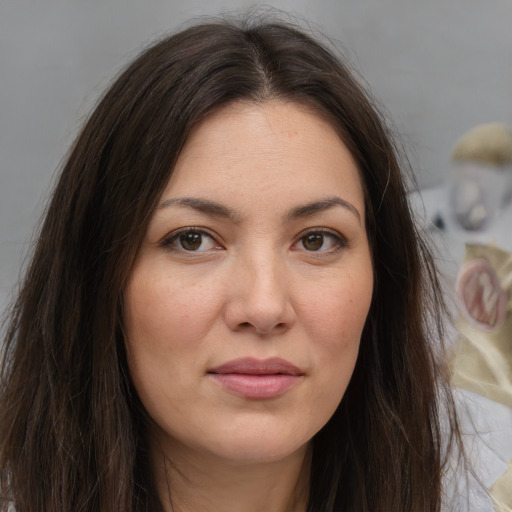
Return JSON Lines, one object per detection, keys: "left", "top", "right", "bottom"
{"left": 124, "top": 100, "right": 374, "bottom": 512}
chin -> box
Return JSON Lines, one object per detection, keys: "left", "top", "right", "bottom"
{"left": 191, "top": 421, "right": 314, "bottom": 466}
{"left": 210, "top": 438, "right": 309, "bottom": 466}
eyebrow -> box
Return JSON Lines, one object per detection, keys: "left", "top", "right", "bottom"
{"left": 286, "top": 197, "right": 361, "bottom": 223}
{"left": 158, "top": 197, "right": 242, "bottom": 222}
{"left": 158, "top": 195, "right": 361, "bottom": 224}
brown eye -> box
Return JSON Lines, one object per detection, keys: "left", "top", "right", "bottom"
{"left": 293, "top": 230, "right": 347, "bottom": 254}
{"left": 302, "top": 233, "right": 324, "bottom": 251}
{"left": 162, "top": 229, "right": 219, "bottom": 252}
{"left": 179, "top": 232, "right": 203, "bottom": 251}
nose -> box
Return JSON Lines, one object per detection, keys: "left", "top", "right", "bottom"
{"left": 223, "top": 252, "right": 295, "bottom": 336}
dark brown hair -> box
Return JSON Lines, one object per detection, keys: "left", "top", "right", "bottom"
{"left": 0, "top": 17, "right": 461, "bottom": 512}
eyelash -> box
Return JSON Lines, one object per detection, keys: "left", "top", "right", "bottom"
{"left": 159, "top": 228, "right": 222, "bottom": 253}
{"left": 292, "top": 229, "right": 348, "bottom": 254}
{"left": 159, "top": 228, "right": 348, "bottom": 254}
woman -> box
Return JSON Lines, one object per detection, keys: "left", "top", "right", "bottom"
{"left": 0, "top": 17, "right": 462, "bottom": 512}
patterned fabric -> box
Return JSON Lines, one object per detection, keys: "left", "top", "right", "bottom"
{"left": 451, "top": 243, "right": 512, "bottom": 511}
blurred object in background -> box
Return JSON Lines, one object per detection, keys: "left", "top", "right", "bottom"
{"left": 450, "top": 243, "right": 512, "bottom": 512}
{"left": 409, "top": 131, "right": 512, "bottom": 510}
{"left": 450, "top": 123, "right": 512, "bottom": 231}
{"left": 451, "top": 244, "right": 512, "bottom": 408}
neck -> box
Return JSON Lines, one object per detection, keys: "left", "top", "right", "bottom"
{"left": 151, "top": 437, "right": 311, "bottom": 512}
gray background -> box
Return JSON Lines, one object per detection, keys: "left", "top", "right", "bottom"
{"left": 2, "top": 0, "right": 512, "bottom": 311}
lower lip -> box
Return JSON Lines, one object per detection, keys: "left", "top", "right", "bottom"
{"left": 210, "top": 373, "right": 301, "bottom": 399}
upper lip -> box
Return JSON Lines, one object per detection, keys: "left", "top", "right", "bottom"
{"left": 208, "top": 357, "right": 303, "bottom": 376}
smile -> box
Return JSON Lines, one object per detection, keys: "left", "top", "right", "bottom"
{"left": 208, "top": 358, "right": 304, "bottom": 399}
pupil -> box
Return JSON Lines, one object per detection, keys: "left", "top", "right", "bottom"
{"left": 303, "top": 234, "right": 323, "bottom": 251}
{"left": 180, "top": 232, "right": 202, "bottom": 250}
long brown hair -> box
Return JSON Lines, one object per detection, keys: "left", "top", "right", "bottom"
{"left": 1, "top": 17, "right": 461, "bottom": 511}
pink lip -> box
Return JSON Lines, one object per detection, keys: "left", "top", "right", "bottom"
{"left": 208, "top": 358, "right": 303, "bottom": 399}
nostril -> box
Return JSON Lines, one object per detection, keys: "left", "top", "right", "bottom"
{"left": 236, "top": 321, "right": 287, "bottom": 333}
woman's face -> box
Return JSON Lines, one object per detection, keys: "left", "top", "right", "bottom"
{"left": 124, "top": 100, "right": 373, "bottom": 465}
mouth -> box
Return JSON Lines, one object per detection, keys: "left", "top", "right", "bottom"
{"left": 208, "top": 357, "right": 304, "bottom": 399}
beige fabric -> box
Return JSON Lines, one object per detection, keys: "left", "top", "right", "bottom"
{"left": 451, "top": 122, "right": 512, "bottom": 166}
{"left": 450, "top": 243, "right": 512, "bottom": 511}
{"left": 451, "top": 244, "right": 512, "bottom": 408}
{"left": 490, "top": 461, "right": 512, "bottom": 512}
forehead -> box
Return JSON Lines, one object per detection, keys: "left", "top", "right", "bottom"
{"left": 163, "top": 100, "right": 365, "bottom": 216}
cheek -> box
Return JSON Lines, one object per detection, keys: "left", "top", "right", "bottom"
{"left": 122, "top": 269, "right": 227, "bottom": 413}
{"left": 300, "top": 271, "right": 373, "bottom": 349}
{"left": 298, "top": 269, "right": 373, "bottom": 400}
{"left": 124, "top": 270, "right": 224, "bottom": 351}
{"left": 123, "top": 270, "right": 225, "bottom": 425}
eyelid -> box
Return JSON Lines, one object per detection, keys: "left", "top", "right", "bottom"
{"left": 292, "top": 228, "right": 348, "bottom": 253}
{"left": 159, "top": 227, "right": 224, "bottom": 252}
{"left": 158, "top": 226, "right": 347, "bottom": 254}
